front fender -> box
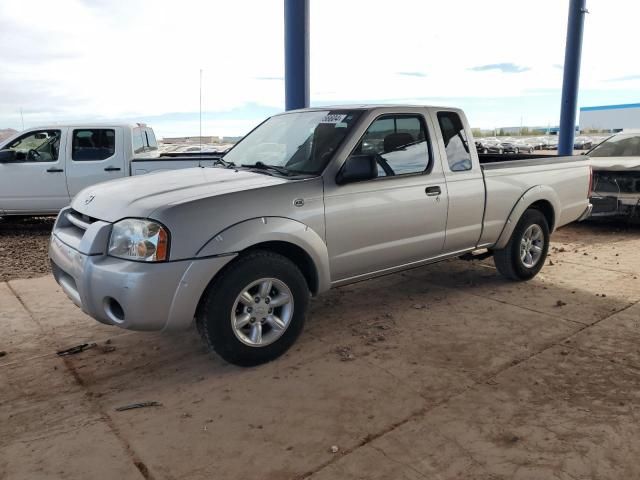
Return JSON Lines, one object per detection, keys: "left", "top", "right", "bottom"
{"left": 493, "top": 185, "right": 560, "bottom": 250}
{"left": 196, "top": 217, "right": 331, "bottom": 293}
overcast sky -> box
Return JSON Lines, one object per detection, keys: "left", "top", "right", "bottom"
{"left": 1, "top": 0, "right": 639, "bottom": 138}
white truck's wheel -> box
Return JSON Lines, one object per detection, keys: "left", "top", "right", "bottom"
{"left": 196, "top": 250, "right": 309, "bottom": 366}
{"left": 493, "top": 209, "right": 549, "bottom": 281}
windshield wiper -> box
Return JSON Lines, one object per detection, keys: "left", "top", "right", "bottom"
{"left": 212, "top": 156, "right": 235, "bottom": 168}
{"left": 241, "top": 161, "right": 293, "bottom": 176}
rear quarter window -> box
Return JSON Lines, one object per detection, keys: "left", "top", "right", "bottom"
{"left": 436, "top": 111, "right": 473, "bottom": 172}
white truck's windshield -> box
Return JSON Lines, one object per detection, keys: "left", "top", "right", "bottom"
{"left": 223, "top": 110, "right": 363, "bottom": 174}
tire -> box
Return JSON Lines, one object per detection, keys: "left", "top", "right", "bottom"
{"left": 196, "top": 250, "right": 309, "bottom": 366}
{"left": 493, "top": 208, "right": 550, "bottom": 281}
{"left": 528, "top": 148, "right": 534, "bottom": 154}
{"left": 514, "top": 148, "right": 519, "bottom": 154}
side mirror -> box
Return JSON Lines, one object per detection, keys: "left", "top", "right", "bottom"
{"left": 0, "top": 150, "right": 17, "bottom": 163}
{"left": 336, "top": 154, "right": 377, "bottom": 185}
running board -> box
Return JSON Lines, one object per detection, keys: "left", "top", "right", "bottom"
{"left": 459, "top": 249, "right": 493, "bottom": 261}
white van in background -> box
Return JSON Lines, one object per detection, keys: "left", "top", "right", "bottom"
{"left": 0, "top": 123, "right": 221, "bottom": 216}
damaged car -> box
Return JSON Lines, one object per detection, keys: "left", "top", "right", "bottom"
{"left": 588, "top": 132, "right": 640, "bottom": 218}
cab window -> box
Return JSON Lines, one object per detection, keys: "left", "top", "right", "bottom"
{"left": 3, "top": 130, "right": 61, "bottom": 162}
{"left": 132, "top": 128, "right": 145, "bottom": 154}
{"left": 144, "top": 128, "right": 158, "bottom": 151}
{"left": 72, "top": 129, "right": 115, "bottom": 161}
{"left": 132, "top": 127, "right": 157, "bottom": 154}
{"left": 353, "top": 114, "right": 430, "bottom": 177}
{"left": 436, "top": 111, "right": 472, "bottom": 172}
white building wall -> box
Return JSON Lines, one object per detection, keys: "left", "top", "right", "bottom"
{"left": 579, "top": 105, "right": 640, "bottom": 131}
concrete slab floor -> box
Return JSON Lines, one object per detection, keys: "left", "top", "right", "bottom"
{"left": 0, "top": 222, "right": 638, "bottom": 480}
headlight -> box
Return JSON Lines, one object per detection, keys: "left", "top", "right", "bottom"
{"left": 108, "top": 219, "right": 169, "bottom": 262}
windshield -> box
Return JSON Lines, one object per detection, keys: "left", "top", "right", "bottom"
{"left": 589, "top": 134, "right": 640, "bottom": 157}
{"left": 223, "top": 110, "right": 363, "bottom": 174}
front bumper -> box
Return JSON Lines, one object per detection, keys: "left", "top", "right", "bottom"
{"left": 49, "top": 208, "right": 235, "bottom": 332}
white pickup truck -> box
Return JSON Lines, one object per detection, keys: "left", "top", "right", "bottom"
{"left": 0, "top": 123, "right": 223, "bottom": 216}
{"left": 49, "top": 105, "right": 592, "bottom": 366}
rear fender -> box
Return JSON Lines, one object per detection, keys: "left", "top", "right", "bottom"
{"left": 493, "top": 186, "right": 560, "bottom": 250}
{"left": 196, "top": 217, "right": 331, "bottom": 293}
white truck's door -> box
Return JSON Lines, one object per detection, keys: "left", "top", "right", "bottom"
{"left": 65, "top": 127, "right": 126, "bottom": 198}
{"left": 0, "top": 128, "right": 71, "bottom": 214}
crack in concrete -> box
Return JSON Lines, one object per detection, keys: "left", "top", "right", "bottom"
{"left": 369, "top": 444, "right": 432, "bottom": 479}
{"left": 454, "top": 288, "right": 590, "bottom": 326}
{"left": 5, "top": 280, "right": 44, "bottom": 330}
{"left": 558, "top": 258, "right": 640, "bottom": 277}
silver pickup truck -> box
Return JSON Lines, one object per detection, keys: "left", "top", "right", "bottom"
{"left": 49, "top": 105, "right": 592, "bottom": 366}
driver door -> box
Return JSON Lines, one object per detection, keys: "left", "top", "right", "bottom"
{"left": 324, "top": 113, "right": 449, "bottom": 282}
{"left": 0, "top": 129, "right": 71, "bottom": 215}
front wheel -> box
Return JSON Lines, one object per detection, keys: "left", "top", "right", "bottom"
{"left": 493, "top": 209, "right": 549, "bottom": 281}
{"left": 196, "top": 250, "right": 309, "bottom": 366}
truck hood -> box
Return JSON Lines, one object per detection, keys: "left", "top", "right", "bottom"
{"left": 591, "top": 157, "right": 640, "bottom": 171}
{"left": 71, "top": 167, "right": 290, "bottom": 222}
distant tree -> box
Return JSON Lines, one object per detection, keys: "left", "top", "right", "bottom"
{"left": 498, "top": 128, "right": 505, "bottom": 136}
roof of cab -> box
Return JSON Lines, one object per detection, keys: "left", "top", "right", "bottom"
{"left": 276, "top": 104, "right": 461, "bottom": 114}
{"left": 26, "top": 122, "right": 148, "bottom": 130}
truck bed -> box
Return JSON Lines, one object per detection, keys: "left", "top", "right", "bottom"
{"left": 477, "top": 153, "right": 591, "bottom": 248}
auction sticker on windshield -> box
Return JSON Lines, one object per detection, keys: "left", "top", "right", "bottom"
{"left": 320, "top": 114, "right": 347, "bottom": 124}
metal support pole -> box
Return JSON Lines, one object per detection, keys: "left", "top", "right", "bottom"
{"left": 558, "top": 0, "right": 587, "bottom": 156}
{"left": 284, "top": 0, "right": 309, "bottom": 111}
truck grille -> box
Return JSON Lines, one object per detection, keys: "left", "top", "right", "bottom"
{"left": 65, "top": 209, "right": 98, "bottom": 232}
{"left": 53, "top": 208, "right": 104, "bottom": 252}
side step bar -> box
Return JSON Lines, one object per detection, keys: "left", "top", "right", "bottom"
{"left": 459, "top": 248, "right": 493, "bottom": 261}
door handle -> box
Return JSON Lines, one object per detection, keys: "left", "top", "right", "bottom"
{"left": 104, "top": 166, "right": 121, "bottom": 172}
{"left": 46, "top": 168, "right": 64, "bottom": 173}
{"left": 425, "top": 186, "right": 441, "bottom": 196}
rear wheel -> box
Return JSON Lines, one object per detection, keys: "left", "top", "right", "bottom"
{"left": 493, "top": 209, "right": 549, "bottom": 281}
{"left": 196, "top": 250, "right": 309, "bottom": 366}
{"left": 528, "top": 147, "right": 534, "bottom": 154}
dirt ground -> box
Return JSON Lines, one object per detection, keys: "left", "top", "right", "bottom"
{"left": 1, "top": 220, "right": 639, "bottom": 480}
{"left": 0, "top": 216, "right": 54, "bottom": 282}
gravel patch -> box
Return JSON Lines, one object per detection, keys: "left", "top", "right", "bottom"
{"left": 0, "top": 216, "right": 55, "bottom": 281}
